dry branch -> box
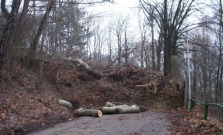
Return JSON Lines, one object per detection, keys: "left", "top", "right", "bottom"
{"left": 135, "top": 81, "right": 159, "bottom": 93}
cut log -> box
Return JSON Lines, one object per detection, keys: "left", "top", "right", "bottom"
{"left": 101, "top": 102, "right": 140, "bottom": 114}
{"left": 102, "top": 106, "right": 140, "bottom": 114}
{"left": 62, "top": 58, "right": 101, "bottom": 79}
{"left": 74, "top": 108, "right": 102, "bottom": 117}
{"left": 59, "top": 99, "right": 73, "bottom": 109}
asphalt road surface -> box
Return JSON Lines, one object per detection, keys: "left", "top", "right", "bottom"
{"left": 28, "top": 112, "right": 172, "bottom": 135}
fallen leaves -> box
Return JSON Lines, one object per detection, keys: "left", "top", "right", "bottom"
{"left": 168, "top": 107, "right": 223, "bottom": 135}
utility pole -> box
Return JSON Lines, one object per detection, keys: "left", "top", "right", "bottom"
{"left": 184, "top": 39, "right": 192, "bottom": 109}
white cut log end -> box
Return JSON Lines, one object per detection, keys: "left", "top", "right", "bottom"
{"left": 97, "top": 110, "right": 103, "bottom": 117}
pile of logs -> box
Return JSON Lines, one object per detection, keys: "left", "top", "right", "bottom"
{"left": 59, "top": 100, "right": 142, "bottom": 118}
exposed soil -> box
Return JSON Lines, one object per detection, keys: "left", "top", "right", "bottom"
{"left": 3, "top": 58, "right": 220, "bottom": 135}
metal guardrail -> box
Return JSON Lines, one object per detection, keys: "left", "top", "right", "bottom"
{"left": 189, "top": 98, "right": 223, "bottom": 120}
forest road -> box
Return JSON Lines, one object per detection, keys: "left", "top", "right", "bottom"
{"left": 28, "top": 112, "right": 172, "bottom": 135}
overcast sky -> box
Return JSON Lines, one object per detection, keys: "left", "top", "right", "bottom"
{"left": 87, "top": 0, "right": 141, "bottom": 34}
{"left": 87, "top": 0, "right": 140, "bottom": 20}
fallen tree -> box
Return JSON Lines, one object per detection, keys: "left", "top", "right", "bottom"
{"left": 74, "top": 107, "right": 102, "bottom": 117}
{"left": 60, "top": 57, "right": 102, "bottom": 79}
{"left": 101, "top": 102, "right": 141, "bottom": 114}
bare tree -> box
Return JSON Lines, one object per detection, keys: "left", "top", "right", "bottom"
{"left": 113, "top": 16, "right": 129, "bottom": 66}
{"left": 140, "top": 0, "right": 197, "bottom": 75}
{"left": 26, "top": 0, "right": 56, "bottom": 67}
{"left": 138, "top": 13, "right": 147, "bottom": 68}
{"left": 0, "top": 0, "right": 22, "bottom": 68}
{"left": 215, "top": 0, "right": 223, "bottom": 102}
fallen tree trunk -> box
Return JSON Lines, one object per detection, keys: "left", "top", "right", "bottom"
{"left": 74, "top": 108, "right": 102, "bottom": 117}
{"left": 59, "top": 99, "right": 73, "bottom": 109}
{"left": 62, "top": 58, "right": 101, "bottom": 79}
{"left": 102, "top": 106, "right": 140, "bottom": 114}
{"left": 101, "top": 102, "right": 140, "bottom": 114}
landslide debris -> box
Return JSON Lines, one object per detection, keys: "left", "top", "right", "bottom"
{"left": 0, "top": 59, "right": 184, "bottom": 134}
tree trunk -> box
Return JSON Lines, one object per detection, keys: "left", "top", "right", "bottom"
{"left": 163, "top": 0, "right": 169, "bottom": 75}
{"left": 163, "top": 44, "right": 169, "bottom": 75}
{"left": 0, "top": 0, "right": 22, "bottom": 68}
{"left": 217, "top": 0, "right": 223, "bottom": 102}
{"left": 62, "top": 58, "right": 101, "bottom": 79}
{"left": 141, "top": 39, "right": 144, "bottom": 68}
{"left": 124, "top": 32, "right": 128, "bottom": 64}
{"left": 16, "top": 0, "right": 30, "bottom": 50}
{"left": 1, "top": 0, "right": 10, "bottom": 19}
{"left": 117, "top": 34, "right": 122, "bottom": 66}
{"left": 208, "top": 67, "right": 212, "bottom": 102}
{"left": 37, "top": 18, "right": 47, "bottom": 90}
{"left": 58, "top": 0, "right": 62, "bottom": 53}
{"left": 170, "top": 55, "right": 179, "bottom": 76}
{"left": 101, "top": 102, "right": 140, "bottom": 114}
{"left": 202, "top": 57, "right": 207, "bottom": 101}
{"left": 19, "top": 0, "right": 30, "bottom": 24}
{"left": 74, "top": 108, "right": 102, "bottom": 117}
{"left": 192, "top": 59, "right": 197, "bottom": 97}
{"left": 156, "top": 33, "right": 162, "bottom": 71}
{"left": 151, "top": 18, "right": 156, "bottom": 70}
{"left": 26, "top": 0, "right": 55, "bottom": 67}
{"left": 108, "top": 27, "right": 112, "bottom": 63}
{"left": 184, "top": 72, "right": 189, "bottom": 109}
{"left": 219, "top": 64, "right": 223, "bottom": 101}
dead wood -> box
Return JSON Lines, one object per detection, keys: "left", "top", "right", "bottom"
{"left": 59, "top": 99, "right": 73, "bottom": 109}
{"left": 101, "top": 102, "right": 141, "bottom": 114}
{"left": 62, "top": 58, "right": 101, "bottom": 79}
{"left": 74, "top": 108, "right": 102, "bottom": 117}
{"left": 135, "top": 80, "right": 159, "bottom": 93}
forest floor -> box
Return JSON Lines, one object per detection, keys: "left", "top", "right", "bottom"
{"left": 0, "top": 59, "right": 222, "bottom": 135}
